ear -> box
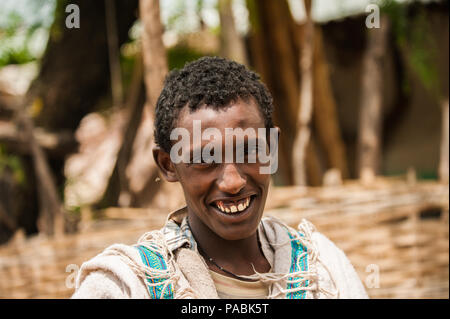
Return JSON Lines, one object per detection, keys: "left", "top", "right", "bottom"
{"left": 267, "top": 126, "right": 281, "bottom": 147}
{"left": 153, "top": 146, "right": 179, "bottom": 182}
{"left": 274, "top": 126, "right": 281, "bottom": 139}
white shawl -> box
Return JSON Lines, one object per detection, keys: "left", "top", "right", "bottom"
{"left": 72, "top": 208, "right": 368, "bottom": 299}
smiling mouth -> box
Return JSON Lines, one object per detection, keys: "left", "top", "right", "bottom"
{"left": 211, "top": 195, "right": 255, "bottom": 214}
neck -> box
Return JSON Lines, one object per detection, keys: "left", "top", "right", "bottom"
{"left": 187, "top": 211, "right": 270, "bottom": 276}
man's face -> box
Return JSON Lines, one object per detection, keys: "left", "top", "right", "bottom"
{"left": 171, "top": 98, "right": 272, "bottom": 241}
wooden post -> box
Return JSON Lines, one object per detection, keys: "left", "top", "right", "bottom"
{"left": 219, "top": 0, "right": 248, "bottom": 65}
{"left": 125, "top": 0, "right": 168, "bottom": 206}
{"left": 104, "top": 0, "right": 123, "bottom": 108}
{"left": 313, "top": 27, "right": 349, "bottom": 179}
{"left": 139, "top": 0, "right": 168, "bottom": 110}
{"left": 357, "top": 15, "right": 390, "bottom": 184}
{"left": 19, "top": 106, "right": 65, "bottom": 237}
{"left": 293, "top": 0, "right": 314, "bottom": 186}
{"left": 97, "top": 53, "right": 144, "bottom": 209}
{"left": 439, "top": 99, "right": 449, "bottom": 184}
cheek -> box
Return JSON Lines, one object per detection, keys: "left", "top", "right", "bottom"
{"left": 243, "top": 163, "right": 271, "bottom": 187}
{"left": 177, "top": 168, "right": 215, "bottom": 203}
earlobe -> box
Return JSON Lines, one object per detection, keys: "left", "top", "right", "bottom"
{"left": 267, "top": 126, "right": 281, "bottom": 148}
{"left": 153, "top": 146, "right": 179, "bottom": 182}
{"left": 274, "top": 126, "right": 281, "bottom": 139}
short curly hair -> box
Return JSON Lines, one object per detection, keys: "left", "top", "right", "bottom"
{"left": 154, "top": 56, "right": 274, "bottom": 152}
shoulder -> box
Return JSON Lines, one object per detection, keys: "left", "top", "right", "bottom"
{"left": 294, "top": 218, "right": 356, "bottom": 275}
{"left": 72, "top": 243, "right": 150, "bottom": 299}
{"left": 264, "top": 217, "right": 368, "bottom": 299}
{"left": 311, "top": 231, "right": 346, "bottom": 261}
{"left": 310, "top": 230, "right": 369, "bottom": 299}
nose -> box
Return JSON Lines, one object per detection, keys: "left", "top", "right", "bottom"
{"left": 217, "top": 164, "right": 246, "bottom": 194}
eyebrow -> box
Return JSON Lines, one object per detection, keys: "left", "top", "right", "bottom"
{"left": 190, "top": 148, "right": 203, "bottom": 162}
{"left": 188, "top": 138, "right": 265, "bottom": 158}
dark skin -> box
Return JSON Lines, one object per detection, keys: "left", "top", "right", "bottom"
{"left": 153, "top": 98, "right": 279, "bottom": 279}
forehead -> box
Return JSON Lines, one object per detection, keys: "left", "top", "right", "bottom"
{"left": 176, "top": 98, "right": 265, "bottom": 131}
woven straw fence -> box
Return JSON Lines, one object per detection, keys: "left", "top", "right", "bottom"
{"left": 0, "top": 178, "right": 448, "bottom": 298}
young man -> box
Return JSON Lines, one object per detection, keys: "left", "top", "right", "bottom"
{"left": 72, "top": 57, "right": 368, "bottom": 299}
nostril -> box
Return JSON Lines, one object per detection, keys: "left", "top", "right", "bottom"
{"left": 218, "top": 164, "right": 246, "bottom": 194}
{"left": 218, "top": 177, "right": 246, "bottom": 194}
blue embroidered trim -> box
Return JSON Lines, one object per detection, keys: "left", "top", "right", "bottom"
{"left": 136, "top": 245, "right": 174, "bottom": 299}
{"left": 286, "top": 231, "right": 309, "bottom": 299}
{"left": 137, "top": 217, "right": 309, "bottom": 299}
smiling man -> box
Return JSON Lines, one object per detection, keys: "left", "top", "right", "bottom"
{"left": 72, "top": 57, "right": 368, "bottom": 299}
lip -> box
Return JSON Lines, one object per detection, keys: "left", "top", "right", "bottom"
{"left": 208, "top": 192, "right": 258, "bottom": 206}
{"left": 208, "top": 194, "right": 258, "bottom": 223}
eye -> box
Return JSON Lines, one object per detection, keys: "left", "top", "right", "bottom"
{"left": 190, "top": 156, "right": 218, "bottom": 168}
{"left": 242, "top": 145, "right": 259, "bottom": 164}
{"left": 244, "top": 145, "right": 259, "bottom": 156}
{"left": 247, "top": 146, "right": 258, "bottom": 155}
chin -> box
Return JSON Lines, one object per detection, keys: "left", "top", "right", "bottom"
{"left": 218, "top": 229, "right": 255, "bottom": 241}
{"left": 215, "top": 214, "right": 262, "bottom": 241}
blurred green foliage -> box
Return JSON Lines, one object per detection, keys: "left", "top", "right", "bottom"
{"left": 0, "top": 145, "right": 26, "bottom": 186}
{"left": 0, "top": 0, "right": 56, "bottom": 67}
{"left": 118, "top": 43, "right": 208, "bottom": 89}
{"left": 47, "top": 0, "right": 68, "bottom": 43}
{"left": 168, "top": 45, "right": 208, "bottom": 70}
{"left": 0, "top": 12, "right": 35, "bottom": 66}
{"left": 165, "top": 0, "right": 206, "bottom": 33}
{"left": 0, "top": 46, "right": 35, "bottom": 67}
{"left": 385, "top": 169, "right": 438, "bottom": 180}
{"left": 381, "top": 0, "right": 441, "bottom": 101}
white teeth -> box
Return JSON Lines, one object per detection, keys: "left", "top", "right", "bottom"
{"left": 215, "top": 196, "right": 252, "bottom": 214}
